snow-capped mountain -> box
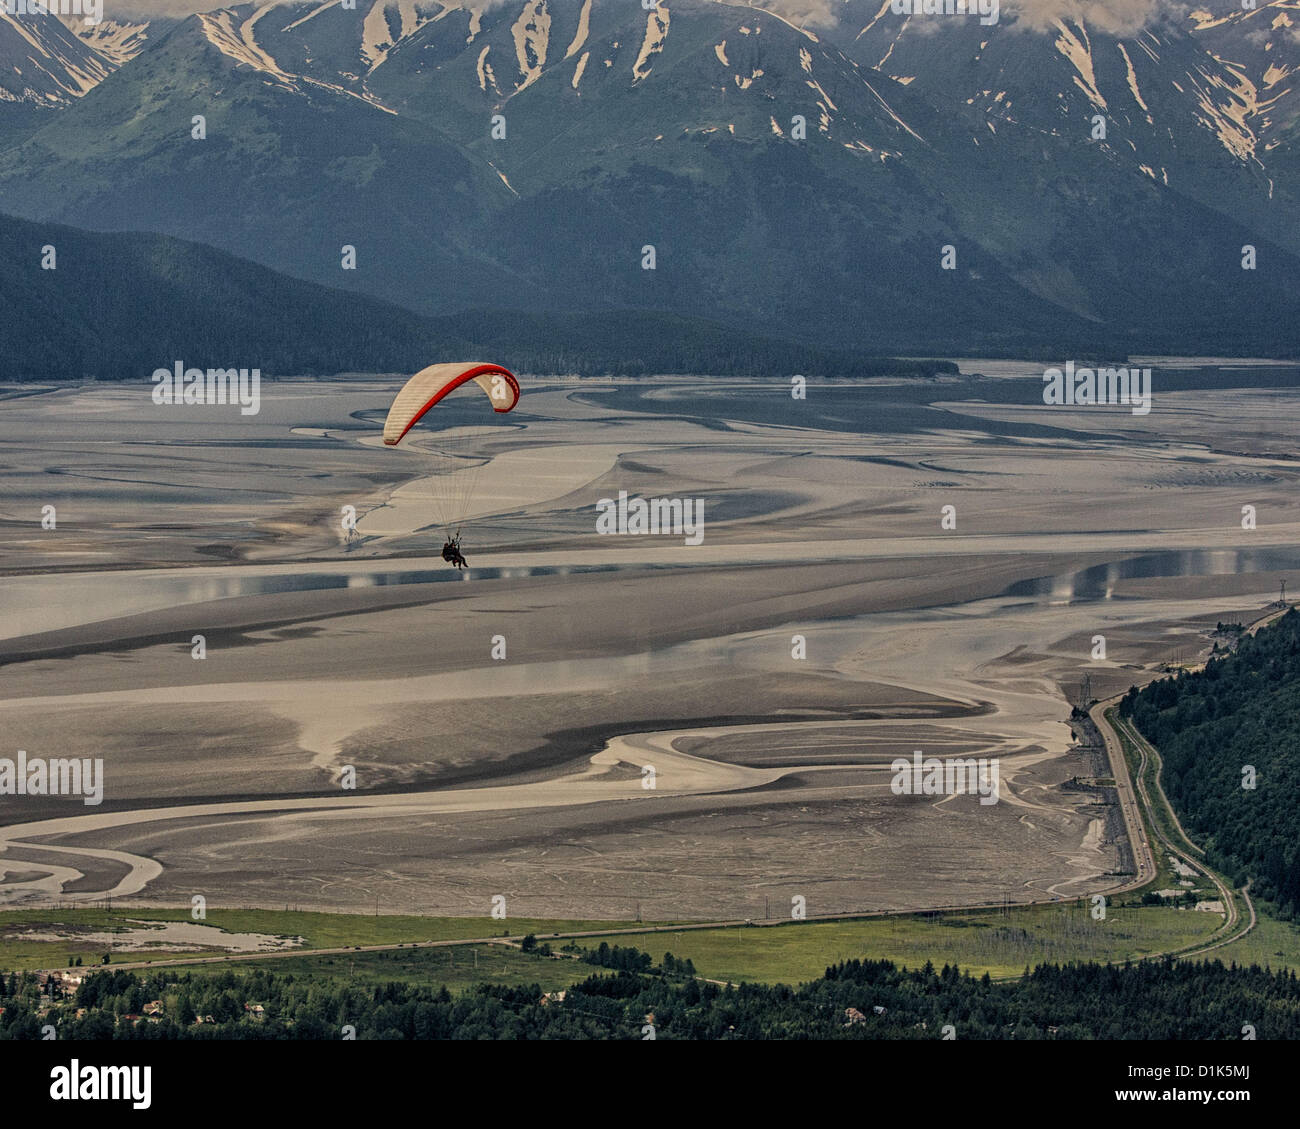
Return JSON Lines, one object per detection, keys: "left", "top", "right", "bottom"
{"left": 1186, "top": 0, "right": 1300, "bottom": 159}
{"left": 1, "top": 8, "right": 169, "bottom": 116}
{"left": 64, "top": 16, "right": 158, "bottom": 66}
{"left": 0, "top": 0, "right": 1297, "bottom": 355}
{"left": 837, "top": 0, "right": 1300, "bottom": 251}
{"left": 0, "top": 9, "right": 113, "bottom": 105}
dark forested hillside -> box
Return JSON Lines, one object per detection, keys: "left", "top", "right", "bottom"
{"left": 1121, "top": 609, "right": 1300, "bottom": 918}
{"left": 0, "top": 212, "right": 943, "bottom": 380}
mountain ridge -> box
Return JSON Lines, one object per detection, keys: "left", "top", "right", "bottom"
{"left": 1, "top": 0, "right": 1297, "bottom": 355}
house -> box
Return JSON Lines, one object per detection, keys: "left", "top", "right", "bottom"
{"left": 539, "top": 991, "right": 567, "bottom": 1006}
{"left": 844, "top": 1007, "right": 867, "bottom": 1025}
{"left": 872, "top": 1005, "right": 887, "bottom": 1015}
{"left": 143, "top": 1001, "right": 164, "bottom": 1016}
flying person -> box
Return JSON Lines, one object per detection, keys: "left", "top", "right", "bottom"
{"left": 442, "top": 534, "right": 467, "bottom": 570}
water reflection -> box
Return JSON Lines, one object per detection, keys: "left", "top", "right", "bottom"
{"left": 1002, "top": 549, "right": 1300, "bottom": 604}
{"left": 4, "top": 548, "right": 1299, "bottom": 645}
{"left": 0, "top": 563, "right": 630, "bottom": 641}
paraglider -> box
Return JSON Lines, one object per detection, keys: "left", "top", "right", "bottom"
{"left": 382, "top": 362, "right": 520, "bottom": 567}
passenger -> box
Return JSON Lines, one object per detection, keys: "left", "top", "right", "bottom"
{"left": 443, "top": 535, "right": 467, "bottom": 569}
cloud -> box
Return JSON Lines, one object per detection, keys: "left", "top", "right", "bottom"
{"left": 100, "top": 0, "right": 459, "bottom": 18}
{"left": 93, "top": 0, "right": 287, "bottom": 16}
{"left": 95, "top": 1, "right": 840, "bottom": 31}
{"left": 741, "top": 1, "right": 842, "bottom": 29}
{"left": 1009, "top": 0, "right": 1183, "bottom": 37}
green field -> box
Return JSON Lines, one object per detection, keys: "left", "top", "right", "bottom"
{"left": 0, "top": 907, "right": 649, "bottom": 972}
{"left": 578, "top": 902, "right": 1223, "bottom": 983}
{"left": 182, "top": 944, "right": 593, "bottom": 994}
{"left": 1188, "top": 911, "right": 1300, "bottom": 973}
{"left": 0, "top": 897, "right": 1227, "bottom": 985}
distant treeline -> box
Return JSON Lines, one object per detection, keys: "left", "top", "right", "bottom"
{"left": 428, "top": 309, "right": 959, "bottom": 379}
{"left": 1121, "top": 609, "right": 1300, "bottom": 919}
{"left": 3, "top": 950, "right": 1298, "bottom": 1039}
{"left": 1, "top": 212, "right": 952, "bottom": 381}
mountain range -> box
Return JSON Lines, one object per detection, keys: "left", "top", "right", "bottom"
{"left": 2, "top": 0, "right": 1299, "bottom": 364}
{"left": 1, "top": 208, "right": 923, "bottom": 378}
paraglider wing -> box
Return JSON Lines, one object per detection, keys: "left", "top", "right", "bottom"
{"left": 382, "top": 362, "right": 520, "bottom": 447}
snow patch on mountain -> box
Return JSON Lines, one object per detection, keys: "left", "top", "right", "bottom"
{"left": 361, "top": 2, "right": 393, "bottom": 69}
{"left": 199, "top": 8, "right": 294, "bottom": 85}
{"left": 855, "top": 0, "right": 896, "bottom": 39}
{"left": 199, "top": 5, "right": 397, "bottom": 113}
{"left": 476, "top": 43, "right": 496, "bottom": 92}
{"left": 1117, "top": 41, "right": 1151, "bottom": 118}
{"left": 362, "top": 1, "right": 438, "bottom": 71}
{"left": 862, "top": 76, "right": 925, "bottom": 142}
{"left": 63, "top": 17, "right": 149, "bottom": 66}
{"left": 1, "top": 10, "right": 112, "bottom": 102}
{"left": 282, "top": 1, "right": 342, "bottom": 34}
{"left": 1054, "top": 19, "right": 1108, "bottom": 110}
{"left": 633, "top": 6, "right": 669, "bottom": 83}
{"left": 1263, "top": 61, "right": 1292, "bottom": 87}
{"left": 1185, "top": 61, "right": 1262, "bottom": 163}
{"left": 1187, "top": 7, "right": 1233, "bottom": 32}
{"left": 761, "top": 7, "right": 821, "bottom": 43}
{"left": 511, "top": 0, "right": 549, "bottom": 92}
{"left": 489, "top": 160, "right": 517, "bottom": 195}
{"left": 564, "top": 0, "right": 591, "bottom": 60}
